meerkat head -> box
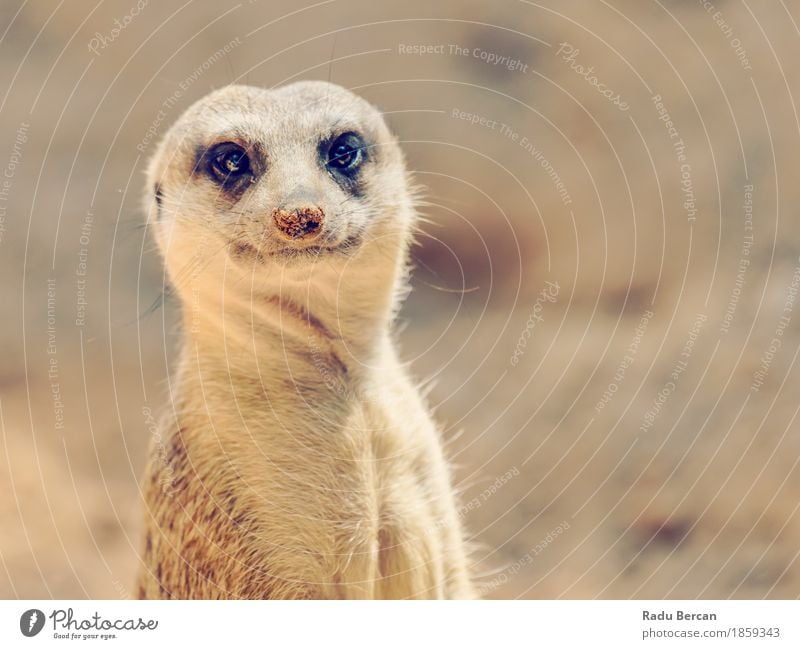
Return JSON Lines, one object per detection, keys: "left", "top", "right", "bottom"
{"left": 146, "top": 81, "right": 414, "bottom": 323}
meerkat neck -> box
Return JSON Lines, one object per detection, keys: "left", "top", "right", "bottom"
{"left": 177, "top": 235, "right": 408, "bottom": 384}
{"left": 174, "top": 291, "right": 399, "bottom": 432}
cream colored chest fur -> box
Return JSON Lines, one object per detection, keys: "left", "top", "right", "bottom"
{"left": 138, "top": 345, "right": 473, "bottom": 600}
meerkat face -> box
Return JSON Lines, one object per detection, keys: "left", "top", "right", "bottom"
{"left": 147, "top": 81, "right": 413, "bottom": 293}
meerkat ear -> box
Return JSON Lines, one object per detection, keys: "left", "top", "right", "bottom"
{"left": 141, "top": 177, "right": 161, "bottom": 227}
{"left": 152, "top": 183, "right": 163, "bottom": 219}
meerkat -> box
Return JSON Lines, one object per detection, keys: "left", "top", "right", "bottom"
{"left": 137, "top": 81, "right": 475, "bottom": 599}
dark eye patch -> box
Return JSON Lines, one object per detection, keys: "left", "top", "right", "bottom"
{"left": 207, "top": 142, "right": 251, "bottom": 182}
{"left": 153, "top": 183, "right": 163, "bottom": 219}
{"left": 326, "top": 132, "right": 365, "bottom": 172}
{"left": 193, "top": 140, "right": 264, "bottom": 199}
{"left": 321, "top": 132, "right": 370, "bottom": 195}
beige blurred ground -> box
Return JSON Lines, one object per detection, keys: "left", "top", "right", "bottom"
{"left": 1, "top": 0, "right": 800, "bottom": 598}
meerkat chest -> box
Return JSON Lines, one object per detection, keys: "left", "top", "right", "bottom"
{"left": 157, "top": 378, "right": 459, "bottom": 599}
{"left": 245, "top": 397, "right": 451, "bottom": 598}
{"left": 318, "top": 400, "right": 453, "bottom": 599}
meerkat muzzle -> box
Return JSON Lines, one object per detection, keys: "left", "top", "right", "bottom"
{"left": 271, "top": 206, "right": 325, "bottom": 240}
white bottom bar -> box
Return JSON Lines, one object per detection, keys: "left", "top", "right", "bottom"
{"left": 1, "top": 600, "right": 795, "bottom": 648}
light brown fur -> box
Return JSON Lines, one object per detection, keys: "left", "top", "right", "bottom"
{"left": 137, "top": 82, "right": 475, "bottom": 599}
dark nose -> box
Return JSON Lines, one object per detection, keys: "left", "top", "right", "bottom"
{"left": 271, "top": 205, "right": 325, "bottom": 240}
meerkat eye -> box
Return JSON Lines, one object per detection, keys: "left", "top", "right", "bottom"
{"left": 208, "top": 143, "right": 250, "bottom": 182}
{"left": 327, "top": 133, "right": 365, "bottom": 173}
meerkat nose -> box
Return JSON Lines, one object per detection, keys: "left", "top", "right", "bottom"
{"left": 272, "top": 205, "right": 325, "bottom": 240}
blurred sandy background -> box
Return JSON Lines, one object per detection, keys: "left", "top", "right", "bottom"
{"left": 2, "top": 0, "right": 800, "bottom": 598}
